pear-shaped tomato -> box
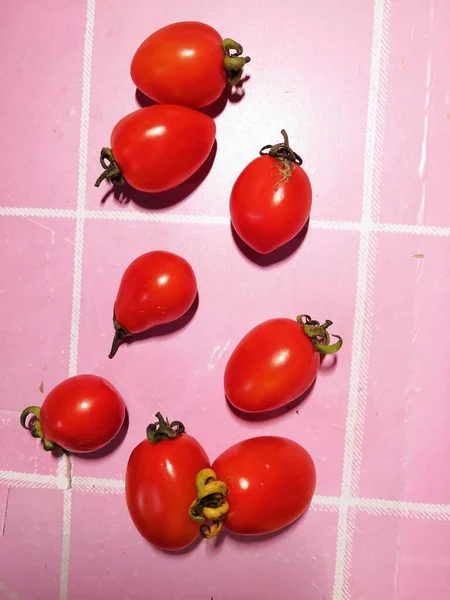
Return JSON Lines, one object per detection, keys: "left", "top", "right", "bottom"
{"left": 109, "top": 251, "right": 197, "bottom": 358}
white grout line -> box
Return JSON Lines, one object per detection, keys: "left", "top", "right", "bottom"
{"left": 2, "top": 204, "right": 450, "bottom": 237}
{"left": 86, "top": 209, "right": 231, "bottom": 225}
{"left": 58, "top": 1, "right": 96, "bottom": 598}
{"left": 332, "top": 1, "right": 391, "bottom": 599}
{"left": 60, "top": 488, "right": 72, "bottom": 596}
{"left": 0, "top": 207, "right": 77, "bottom": 218}
{"left": 377, "top": 222, "right": 450, "bottom": 236}
{"left": 350, "top": 498, "right": 450, "bottom": 520}
{"left": 0, "top": 470, "right": 57, "bottom": 488}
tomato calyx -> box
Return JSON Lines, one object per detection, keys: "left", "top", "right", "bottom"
{"left": 260, "top": 129, "right": 303, "bottom": 166}
{"left": 222, "top": 38, "right": 251, "bottom": 85}
{"left": 94, "top": 147, "right": 125, "bottom": 189}
{"left": 297, "top": 314, "right": 343, "bottom": 354}
{"left": 189, "top": 468, "right": 229, "bottom": 539}
{"left": 108, "top": 316, "right": 130, "bottom": 359}
{"left": 146, "top": 412, "right": 185, "bottom": 444}
{"left": 20, "top": 406, "right": 58, "bottom": 452}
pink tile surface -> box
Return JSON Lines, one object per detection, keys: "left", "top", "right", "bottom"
{"left": 0, "top": 217, "right": 75, "bottom": 412}
{"left": 1, "top": 0, "right": 450, "bottom": 598}
{"left": 0, "top": 488, "right": 63, "bottom": 599}
{"left": 379, "top": 1, "right": 450, "bottom": 226}
{"left": 1, "top": 0, "right": 85, "bottom": 209}
{"left": 360, "top": 233, "right": 450, "bottom": 503}
{"left": 351, "top": 510, "right": 450, "bottom": 600}
{"left": 69, "top": 490, "right": 338, "bottom": 600}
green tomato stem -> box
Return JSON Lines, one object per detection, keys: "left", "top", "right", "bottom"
{"left": 222, "top": 38, "right": 251, "bottom": 85}
{"left": 94, "top": 147, "right": 125, "bottom": 188}
{"left": 260, "top": 130, "right": 303, "bottom": 166}
{"left": 20, "top": 406, "right": 56, "bottom": 452}
{"left": 146, "top": 412, "right": 185, "bottom": 444}
{"left": 297, "top": 314, "right": 343, "bottom": 355}
{"left": 108, "top": 317, "right": 130, "bottom": 359}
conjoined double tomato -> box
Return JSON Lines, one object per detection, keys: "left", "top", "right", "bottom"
{"left": 95, "top": 105, "right": 216, "bottom": 193}
{"left": 125, "top": 415, "right": 316, "bottom": 549}
{"left": 20, "top": 375, "right": 125, "bottom": 453}
{"left": 131, "top": 21, "right": 250, "bottom": 108}
{"left": 225, "top": 315, "right": 343, "bottom": 412}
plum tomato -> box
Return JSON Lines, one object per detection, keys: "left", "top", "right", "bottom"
{"left": 230, "top": 130, "right": 312, "bottom": 254}
{"left": 212, "top": 436, "right": 316, "bottom": 535}
{"left": 20, "top": 375, "right": 126, "bottom": 453}
{"left": 131, "top": 21, "right": 250, "bottom": 108}
{"left": 126, "top": 413, "right": 210, "bottom": 551}
{"left": 224, "top": 315, "right": 342, "bottom": 412}
{"left": 94, "top": 105, "right": 216, "bottom": 193}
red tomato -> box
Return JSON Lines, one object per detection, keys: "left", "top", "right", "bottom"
{"left": 20, "top": 375, "right": 125, "bottom": 453}
{"left": 126, "top": 413, "right": 210, "bottom": 551}
{"left": 213, "top": 436, "right": 316, "bottom": 535}
{"left": 224, "top": 315, "right": 342, "bottom": 412}
{"left": 109, "top": 250, "right": 197, "bottom": 358}
{"left": 94, "top": 105, "right": 216, "bottom": 193}
{"left": 131, "top": 22, "right": 250, "bottom": 108}
{"left": 230, "top": 130, "right": 312, "bottom": 254}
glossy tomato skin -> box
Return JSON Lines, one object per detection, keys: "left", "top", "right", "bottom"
{"left": 230, "top": 155, "right": 312, "bottom": 254}
{"left": 224, "top": 318, "right": 320, "bottom": 412}
{"left": 114, "top": 250, "right": 197, "bottom": 334}
{"left": 126, "top": 434, "right": 210, "bottom": 551}
{"left": 131, "top": 22, "right": 226, "bottom": 108}
{"left": 213, "top": 436, "right": 316, "bottom": 535}
{"left": 111, "top": 105, "right": 216, "bottom": 192}
{"left": 40, "top": 375, "right": 125, "bottom": 453}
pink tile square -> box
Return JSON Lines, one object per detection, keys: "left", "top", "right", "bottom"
{"left": 0, "top": 487, "right": 63, "bottom": 598}
{"left": 379, "top": 1, "right": 450, "bottom": 226}
{"left": 0, "top": 217, "right": 75, "bottom": 413}
{"left": 360, "top": 233, "right": 450, "bottom": 503}
{"left": 1, "top": 0, "right": 85, "bottom": 209}
{"left": 69, "top": 490, "right": 337, "bottom": 600}
{"left": 87, "top": 0, "right": 371, "bottom": 223}
{"left": 351, "top": 510, "right": 450, "bottom": 600}
{"left": 74, "top": 218, "right": 358, "bottom": 495}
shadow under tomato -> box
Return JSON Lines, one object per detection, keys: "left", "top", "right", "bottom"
{"left": 225, "top": 378, "right": 317, "bottom": 423}
{"left": 208, "top": 512, "right": 305, "bottom": 553}
{"left": 319, "top": 352, "right": 339, "bottom": 374}
{"left": 156, "top": 534, "right": 203, "bottom": 556}
{"left": 109, "top": 294, "right": 199, "bottom": 358}
{"left": 231, "top": 219, "right": 310, "bottom": 267}
{"left": 134, "top": 75, "right": 250, "bottom": 119}
{"left": 72, "top": 409, "right": 129, "bottom": 460}
{"left": 100, "top": 141, "right": 217, "bottom": 210}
